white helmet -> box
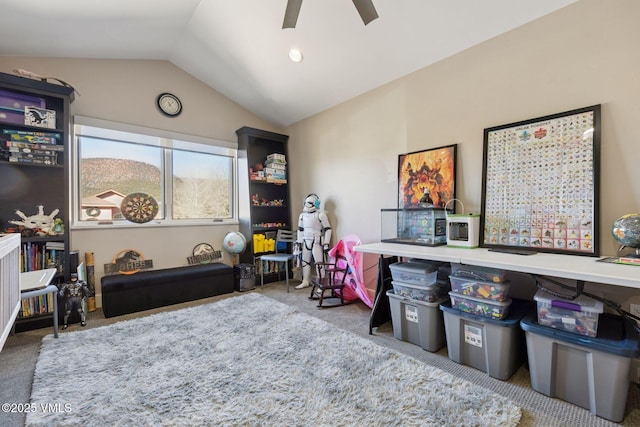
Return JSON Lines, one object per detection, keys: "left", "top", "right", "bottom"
{"left": 303, "top": 193, "right": 320, "bottom": 212}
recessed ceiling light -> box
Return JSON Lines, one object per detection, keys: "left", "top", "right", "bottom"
{"left": 288, "top": 48, "right": 303, "bottom": 63}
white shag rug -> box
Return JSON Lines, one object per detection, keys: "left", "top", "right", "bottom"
{"left": 28, "top": 293, "right": 520, "bottom": 426}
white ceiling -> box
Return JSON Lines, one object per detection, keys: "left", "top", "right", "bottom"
{"left": 0, "top": 0, "right": 576, "bottom": 127}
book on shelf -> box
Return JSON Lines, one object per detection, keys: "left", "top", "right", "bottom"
{"left": 5, "top": 140, "right": 64, "bottom": 151}
{"left": 21, "top": 241, "right": 65, "bottom": 272}
{"left": 2, "top": 129, "right": 62, "bottom": 142}
{"left": 19, "top": 292, "right": 55, "bottom": 318}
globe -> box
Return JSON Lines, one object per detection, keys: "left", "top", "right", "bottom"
{"left": 223, "top": 231, "right": 247, "bottom": 254}
{"left": 612, "top": 214, "right": 640, "bottom": 250}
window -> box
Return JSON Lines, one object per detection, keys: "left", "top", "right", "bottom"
{"left": 72, "top": 116, "right": 237, "bottom": 228}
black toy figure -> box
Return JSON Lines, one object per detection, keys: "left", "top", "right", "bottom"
{"left": 59, "top": 273, "right": 90, "bottom": 329}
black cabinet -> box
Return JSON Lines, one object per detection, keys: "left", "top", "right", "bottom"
{"left": 236, "top": 127, "right": 291, "bottom": 283}
{"left": 0, "top": 72, "right": 73, "bottom": 329}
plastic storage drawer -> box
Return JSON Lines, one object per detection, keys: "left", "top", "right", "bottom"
{"left": 389, "top": 262, "right": 438, "bottom": 287}
{"left": 450, "top": 262, "right": 507, "bottom": 283}
{"left": 521, "top": 313, "right": 640, "bottom": 422}
{"left": 449, "top": 273, "right": 511, "bottom": 301}
{"left": 440, "top": 299, "right": 533, "bottom": 380}
{"left": 448, "top": 291, "right": 511, "bottom": 320}
{"left": 534, "top": 289, "right": 603, "bottom": 337}
{"left": 387, "top": 290, "right": 446, "bottom": 352}
{"left": 392, "top": 280, "right": 446, "bottom": 303}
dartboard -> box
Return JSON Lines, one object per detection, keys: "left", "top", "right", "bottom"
{"left": 120, "top": 193, "right": 159, "bottom": 224}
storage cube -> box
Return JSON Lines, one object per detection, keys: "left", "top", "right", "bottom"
{"left": 440, "top": 298, "right": 533, "bottom": 380}
{"left": 534, "top": 289, "right": 603, "bottom": 337}
{"left": 520, "top": 313, "right": 640, "bottom": 422}
{"left": 389, "top": 262, "right": 438, "bottom": 286}
{"left": 387, "top": 290, "right": 446, "bottom": 352}
{"left": 449, "top": 273, "right": 511, "bottom": 301}
{"left": 449, "top": 291, "right": 511, "bottom": 320}
{"left": 381, "top": 207, "right": 448, "bottom": 246}
{"left": 450, "top": 262, "right": 507, "bottom": 283}
{"left": 391, "top": 280, "right": 446, "bottom": 303}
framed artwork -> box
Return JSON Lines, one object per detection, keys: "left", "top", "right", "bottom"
{"left": 480, "top": 105, "right": 601, "bottom": 256}
{"left": 398, "top": 144, "right": 457, "bottom": 209}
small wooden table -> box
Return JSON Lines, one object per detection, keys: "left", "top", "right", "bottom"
{"left": 20, "top": 268, "right": 59, "bottom": 338}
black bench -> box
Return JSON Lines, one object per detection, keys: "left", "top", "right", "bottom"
{"left": 101, "top": 263, "right": 234, "bottom": 318}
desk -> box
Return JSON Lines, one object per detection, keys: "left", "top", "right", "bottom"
{"left": 354, "top": 242, "right": 640, "bottom": 289}
{"left": 20, "top": 268, "right": 58, "bottom": 338}
{"left": 356, "top": 243, "right": 640, "bottom": 334}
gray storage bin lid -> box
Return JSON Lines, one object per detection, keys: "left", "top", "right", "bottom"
{"left": 520, "top": 312, "right": 640, "bottom": 358}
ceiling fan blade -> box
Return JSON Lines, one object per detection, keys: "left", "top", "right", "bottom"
{"left": 352, "top": 0, "right": 378, "bottom": 25}
{"left": 282, "top": 0, "right": 303, "bottom": 29}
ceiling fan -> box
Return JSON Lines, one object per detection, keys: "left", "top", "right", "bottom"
{"left": 282, "top": 0, "right": 379, "bottom": 29}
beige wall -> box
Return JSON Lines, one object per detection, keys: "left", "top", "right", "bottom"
{"left": 285, "top": 0, "right": 640, "bottom": 304}
{"left": 0, "top": 57, "right": 282, "bottom": 305}
{"left": 287, "top": 0, "right": 640, "bottom": 255}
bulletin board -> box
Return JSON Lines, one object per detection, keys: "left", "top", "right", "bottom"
{"left": 480, "top": 105, "right": 601, "bottom": 256}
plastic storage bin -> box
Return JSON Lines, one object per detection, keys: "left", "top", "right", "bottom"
{"left": 387, "top": 290, "right": 446, "bottom": 352}
{"left": 449, "top": 273, "right": 511, "bottom": 301}
{"left": 450, "top": 262, "right": 507, "bottom": 283}
{"left": 440, "top": 299, "right": 533, "bottom": 380}
{"left": 234, "top": 263, "right": 256, "bottom": 292}
{"left": 520, "top": 313, "right": 640, "bottom": 422}
{"left": 449, "top": 291, "right": 511, "bottom": 320}
{"left": 392, "top": 281, "right": 446, "bottom": 303}
{"left": 534, "top": 289, "right": 603, "bottom": 337}
{"left": 389, "top": 262, "right": 438, "bottom": 287}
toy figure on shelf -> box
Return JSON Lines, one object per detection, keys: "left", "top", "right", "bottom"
{"left": 59, "top": 274, "right": 90, "bottom": 329}
{"left": 9, "top": 205, "right": 60, "bottom": 236}
{"left": 295, "top": 193, "right": 332, "bottom": 289}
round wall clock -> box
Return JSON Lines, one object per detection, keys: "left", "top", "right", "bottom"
{"left": 156, "top": 92, "right": 182, "bottom": 117}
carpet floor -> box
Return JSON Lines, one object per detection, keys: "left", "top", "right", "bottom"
{"left": 26, "top": 293, "right": 520, "bottom": 426}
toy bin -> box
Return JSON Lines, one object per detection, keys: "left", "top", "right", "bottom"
{"left": 534, "top": 289, "right": 603, "bottom": 337}
{"left": 389, "top": 262, "right": 438, "bottom": 287}
{"left": 448, "top": 291, "right": 511, "bottom": 320}
{"left": 387, "top": 290, "right": 446, "bottom": 352}
{"left": 520, "top": 312, "right": 640, "bottom": 422}
{"left": 440, "top": 298, "right": 533, "bottom": 380}
{"left": 392, "top": 281, "right": 447, "bottom": 303}
{"left": 449, "top": 273, "right": 511, "bottom": 301}
{"left": 450, "top": 262, "right": 507, "bottom": 283}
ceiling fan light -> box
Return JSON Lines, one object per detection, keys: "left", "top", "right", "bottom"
{"left": 288, "top": 48, "right": 303, "bottom": 63}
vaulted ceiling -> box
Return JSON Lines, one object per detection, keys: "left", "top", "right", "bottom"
{"left": 0, "top": 0, "right": 576, "bottom": 127}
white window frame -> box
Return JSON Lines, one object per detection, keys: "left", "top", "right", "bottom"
{"left": 71, "top": 116, "right": 238, "bottom": 229}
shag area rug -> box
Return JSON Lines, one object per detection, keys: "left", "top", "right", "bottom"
{"left": 28, "top": 293, "right": 520, "bottom": 426}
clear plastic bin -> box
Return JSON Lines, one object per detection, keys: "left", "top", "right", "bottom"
{"left": 389, "top": 262, "right": 438, "bottom": 286}
{"left": 449, "top": 274, "right": 511, "bottom": 301}
{"left": 534, "top": 289, "right": 603, "bottom": 337}
{"left": 450, "top": 262, "right": 507, "bottom": 283}
{"left": 449, "top": 291, "right": 511, "bottom": 320}
{"left": 392, "top": 280, "right": 447, "bottom": 303}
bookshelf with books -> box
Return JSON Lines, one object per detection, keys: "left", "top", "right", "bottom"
{"left": 0, "top": 72, "right": 74, "bottom": 331}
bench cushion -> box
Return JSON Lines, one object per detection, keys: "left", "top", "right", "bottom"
{"left": 101, "top": 263, "right": 234, "bottom": 318}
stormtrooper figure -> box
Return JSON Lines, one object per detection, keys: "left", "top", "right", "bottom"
{"left": 294, "top": 193, "right": 332, "bottom": 289}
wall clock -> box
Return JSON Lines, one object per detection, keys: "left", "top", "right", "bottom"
{"left": 156, "top": 92, "right": 182, "bottom": 117}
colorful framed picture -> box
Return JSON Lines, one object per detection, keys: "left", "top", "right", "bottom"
{"left": 480, "top": 105, "right": 601, "bottom": 256}
{"left": 398, "top": 144, "right": 457, "bottom": 209}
